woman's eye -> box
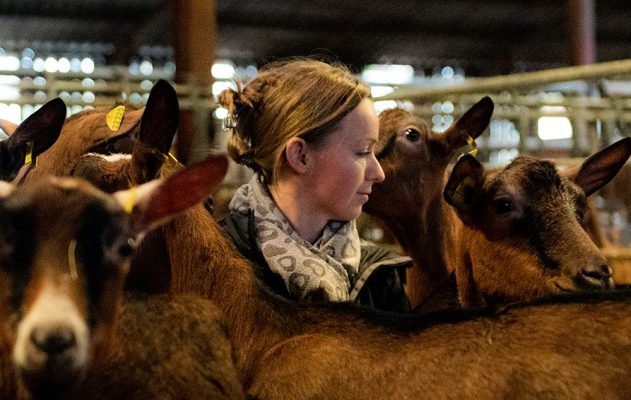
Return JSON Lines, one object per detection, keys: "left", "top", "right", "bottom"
{"left": 492, "top": 198, "right": 513, "bottom": 214}
{"left": 357, "top": 151, "right": 371, "bottom": 158}
{"left": 404, "top": 128, "right": 421, "bottom": 142}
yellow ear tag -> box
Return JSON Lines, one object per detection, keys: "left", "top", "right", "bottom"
{"left": 24, "top": 141, "right": 34, "bottom": 165}
{"left": 106, "top": 105, "right": 126, "bottom": 132}
{"left": 68, "top": 239, "right": 79, "bottom": 281}
{"left": 460, "top": 134, "right": 478, "bottom": 159}
{"left": 123, "top": 187, "right": 137, "bottom": 214}
{"left": 163, "top": 152, "right": 180, "bottom": 166}
{"left": 466, "top": 134, "right": 476, "bottom": 147}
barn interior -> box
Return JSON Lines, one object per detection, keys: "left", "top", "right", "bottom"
{"left": 1, "top": 0, "right": 630, "bottom": 266}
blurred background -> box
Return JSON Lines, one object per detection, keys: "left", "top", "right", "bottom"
{"left": 0, "top": 0, "right": 630, "bottom": 255}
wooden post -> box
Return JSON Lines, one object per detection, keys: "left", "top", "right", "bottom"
{"left": 566, "top": 0, "right": 597, "bottom": 66}
{"left": 567, "top": 0, "right": 597, "bottom": 153}
{"left": 170, "top": 0, "right": 216, "bottom": 163}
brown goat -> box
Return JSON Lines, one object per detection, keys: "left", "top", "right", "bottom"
{"left": 70, "top": 79, "right": 180, "bottom": 190}
{"left": 0, "top": 156, "right": 245, "bottom": 399}
{"left": 364, "top": 99, "right": 631, "bottom": 309}
{"left": 70, "top": 79, "right": 186, "bottom": 294}
{"left": 19, "top": 98, "right": 144, "bottom": 183}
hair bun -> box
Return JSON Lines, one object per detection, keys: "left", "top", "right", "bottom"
{"left": 218, "top": 88, "right": 239, "bottom": 114}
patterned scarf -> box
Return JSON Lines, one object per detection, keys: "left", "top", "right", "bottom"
{"left": 229, "top": 174, "right": 361, "bottom": 302}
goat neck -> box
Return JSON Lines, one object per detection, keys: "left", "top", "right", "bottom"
{"left": 365, "top": 97, "right": 493, "bottom": 308}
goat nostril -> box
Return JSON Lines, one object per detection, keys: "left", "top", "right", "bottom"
{"left": 580, "top": 264, "right": 612, "bottom": 287}
{"left": 30, "top": 328, "right": 76, "bottom": 355}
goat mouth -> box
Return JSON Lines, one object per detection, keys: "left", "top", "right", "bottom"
{"left": 19, "top": 361, "right": 84, "bottom": 397}
{"left": 575, "top": 275, "right": 615, "bottom": 291}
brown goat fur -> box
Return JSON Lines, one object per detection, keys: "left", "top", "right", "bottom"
{"left": 149, "top": 173, "right": 631, "bottom": 399}
{"left": 364, "top": 99, "right": 631, "bottom": 310}
{"left": 70, "top": 80, "right": 180, "bottom": 193}
{"left": 0, "top": 157, "right": 245, "bottom": 399}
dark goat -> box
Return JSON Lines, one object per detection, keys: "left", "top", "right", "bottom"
{"left": 364, "top": 100, "right": 631, "bottom": 309}
{"left": 0, "top": 157, "right": 245, "bottom": 399}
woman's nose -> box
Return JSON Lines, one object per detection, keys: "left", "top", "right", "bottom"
{"left": 369, "top": 154, "right": 385, "bottom": 183}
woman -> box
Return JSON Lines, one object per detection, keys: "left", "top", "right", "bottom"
{"left": 219, "top": 59, "right": 411, "bottom": 312}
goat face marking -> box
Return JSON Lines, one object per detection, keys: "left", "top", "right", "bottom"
{"left": 13, "top": 281, "right": 90, "bottom": 391}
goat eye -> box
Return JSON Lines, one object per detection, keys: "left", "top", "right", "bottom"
{"left": 492, "top": 198, "right": 513, "bottom": 214}
{"left": 404, "top": 128, "right": 421, "bottom": 142}
{"left": 576, "top": 211, "right": 585, "bottom": 222}
{"left": 575, "top": 206, "right": 586, "bottom": 222}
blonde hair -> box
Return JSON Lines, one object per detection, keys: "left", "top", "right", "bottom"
{"left": 218, "top": 59, "right": 371, "bottom": 184}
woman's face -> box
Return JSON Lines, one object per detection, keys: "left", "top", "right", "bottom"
{"left": 304, "top": 98, "right": 385, "bottom": 223}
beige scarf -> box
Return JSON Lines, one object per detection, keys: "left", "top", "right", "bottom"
{"left": 229, "top": 174, "right": 361, "bottom": 302}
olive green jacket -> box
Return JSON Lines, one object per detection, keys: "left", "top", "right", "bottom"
{"left": 220, "top": 209, "right": 412, "bottom": 313}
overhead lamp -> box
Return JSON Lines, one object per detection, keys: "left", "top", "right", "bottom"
{"left": 537, "top": 106, "right": 572, "bottom": 140}
{"left": 370, "top": 85, "right": 394, "bottom": 97}
{"left": 0, "top": 55, "right": 20, "bottom": 71}
{"left": 538, "top": 117, "right": 573, "bottom": 140}
{"left": 362, "top": 64, "right": 414, "bottom": 85}
{"left": 212, "top": 60, "right": 235, "bottom": 80}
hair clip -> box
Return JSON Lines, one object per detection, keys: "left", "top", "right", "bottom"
{"left": 222, "top": 114, "right": 237, "bottom": 130}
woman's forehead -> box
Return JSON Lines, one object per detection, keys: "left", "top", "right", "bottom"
{"left": 326, "top": 99, "right": 379, "bottom": 144}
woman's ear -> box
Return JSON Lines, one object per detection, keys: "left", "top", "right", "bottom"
{"left": 285, "top": 137, "right": 309, "bottom": 174}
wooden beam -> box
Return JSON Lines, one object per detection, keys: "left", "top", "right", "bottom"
{"left": 170, "top": 0, "right": 216, "bottom": 163}
{"left": 380, "top": 59, "right": 631, "bottom": 101}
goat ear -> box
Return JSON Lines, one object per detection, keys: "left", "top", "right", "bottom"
{"left": 566, "top": 137, "right": 631, "bottom": 196}
{"left": 444, "top": 154, "right": 485, "bottom": 220}
{"left": 0, "top": 119, "right": 17, "bottom": 136}
{"left": 114, "top": 154, "right": 228, "bottom": 234}
{"left": 444, "top": 96, "right": 494, "bottom": 150}
{"left": 130, "top": 80, "right": 179, "bottom": 184}
{"left": 0, "top": 98, "right": 66, "bottom": 181}
{"left": 10, "top": 98, "right": 66, "bottom": 157}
